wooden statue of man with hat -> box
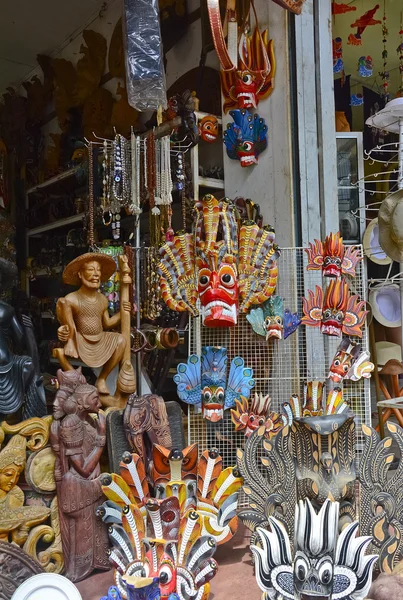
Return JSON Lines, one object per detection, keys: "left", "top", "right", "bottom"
{"left": 54, "top": 252, "right": 134, "bottom": 405}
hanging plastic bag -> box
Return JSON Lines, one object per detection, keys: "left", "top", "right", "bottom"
{"left": 123, "top": 0, "right": 167, "bottom": 111}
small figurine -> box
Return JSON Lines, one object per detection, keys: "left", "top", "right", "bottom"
{"left": 348, "top": 4, "right": 381, "bottom": 46}
{"left": 358, "top": 55, "right": 373, "bottom": 77}
{"left": 231, "top": 393, "right": 286, "bottom": 438}
{"left": 174, "top": 346, "right": 254, "bottom": 422}
{"left": 305, "top": 232, "right": 362, "bottom": 278}
{"left": 246, "top": 296, "right": 301, "bottom": 341}
{"left": 220, "top": 29, "right": 276, "bottom": 112}
{"left": 328, "top": 338, "right": 374, "bottom": 383}
{"left": 54, "top": 252, "right": 135, "bottom": 406}
{"left": 302, "top": 280, "right": 368, "bottom": 337}
{"left": 50, "top": 368, "right": 109, "bottom": 582}
{"left": 198, "top": 115, "right": 219, "bottom": 142}
{"left": 252, "top": 499, "right": 377, "bottom": 600}
{"left": 224, "top": 110, "right": 267, "bottom": 167}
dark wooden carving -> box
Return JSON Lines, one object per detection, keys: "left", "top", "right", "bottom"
{"left": 123, "top": 394, "right": 173, "bottom": 466}
{"left": 0, "top": 542, "right": 44, "bottom": 600}
{"left": 50, "top": 368, "right": 109, "bottom": 582}
{"left": 107, "top": 401, "right": 185, "bottom": 473}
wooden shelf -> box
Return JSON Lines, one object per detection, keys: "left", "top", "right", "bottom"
{"left": 27, "top": 213, "right": 85, "bottom": 236}
{"left": 199, "top": 177, "right": 225, "bottom": 189}
{"left": 27, "top": 168, "right": 80, "bottom": 195}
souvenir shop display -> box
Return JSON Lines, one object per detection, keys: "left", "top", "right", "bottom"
{"left": 123, "top": 393, "right": 172, "bottom": 465}
{"left": 348, "top": 4, "right": 381, "bottom": 46}
{"left": 54, "top": 253, "right": 135, "bottom": 407}
{"left": 123, "top": 0, "right": 167, "bottom": 111}
{"left": 246, "top": 296, "right": 301, "bottom": 341}
{"left": 0, "top": 416, "right": 63, "bottom": 573}
{"left": 230, "top": 393, "right": 286, "bottom": 438}
{"left": 328, "top": 338, "right": 374, "bottom": 383}
{"left": 0, "top": 301, "right": 46, "bottom": 418}
{"left": 358, "top": 55, "right": 373, "bottom": 77}
{"left": 305, "top": 232, "right": 362, "bottom": 278}
{"left": 50, "top": 368, "right": 109, "bottom": 582}
{"left": 198, "top": 115, "right": 219, "bottom": 143}
{"left": 206, "top": 0, "right": 275, "bottom": 112}
{"left": 333, "top": 37, "right": 344, "bottom": 76}
{"left": 158, "top": 194, "right": 280, "bottom": 326}
{"left": 252, "top": 499, "right": 377, "bottom": 600}
{"left": 223, "top": 109, "right": 268, "bottom": 167}
{"left": 302, "top": 280, "right": 368, "bottom": 337}
{"left": 174, "top": 346, "right": 254, "bottom": 422}
{"left": 98, "top": 444, "right": 242, "bottom": 599}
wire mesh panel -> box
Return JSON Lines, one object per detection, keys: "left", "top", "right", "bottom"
{"left": 187, "top": 246, "right": 371, "bottom": 478}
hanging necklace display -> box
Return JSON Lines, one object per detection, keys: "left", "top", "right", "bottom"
{"left": 102, "top": 140, "right": 113, "bottom": 228}
{"left": 380, "top": 0, "right": 390, "bottom": 103}
{"left": 88, "top": 142, "right": 95, "bottom": 247}
{"left": 207, "top": 0, "right": 275, "bottom": 112}
{"left": 129, "top": 130, "right": 141, "bottom": 215}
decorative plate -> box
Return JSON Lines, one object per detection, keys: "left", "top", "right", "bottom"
{"left": 11, "top": 573, "right": 82, "bottom": 600}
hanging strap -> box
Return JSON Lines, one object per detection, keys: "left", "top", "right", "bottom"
{"left": 207, "top": 0, "right": 270, "bottom": 76}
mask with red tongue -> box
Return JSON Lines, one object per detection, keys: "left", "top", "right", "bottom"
{"left": 197, "top": 255, "right": 238, "bottom": 328}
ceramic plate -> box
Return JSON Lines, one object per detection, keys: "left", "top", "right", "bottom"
{"left": 11, "top": 573, "right": 82, "bottom": 600}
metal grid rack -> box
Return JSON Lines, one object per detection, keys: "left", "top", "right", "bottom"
{"left": 187, "top": 246, "right": 371, "bottom": 474}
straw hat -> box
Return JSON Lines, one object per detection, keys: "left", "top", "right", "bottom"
{"left": 363, "top": 218, "right": 393, "bottom": 265}
{"left": 369, "top": 284, "right": 402, "bottom": 328}
{"left": 375, "top": 341, "right": 402, "bottom": 366}
{"left": 62, "top": 252, "right": 116, "bottom": 286}
{"left": 378, "top": 189, "right": 403, "bottom": 263}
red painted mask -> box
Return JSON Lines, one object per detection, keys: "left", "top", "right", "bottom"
{"left": 321, "top": 280, "right": 348, "bottom": 336}
{"left": 199, "top": 115, "right": 219, "bottom": 143}
{"left": 236, "top": 140, "right": 257, "bottom": 167}
{"left": 158, "top": 553, "right": 177, "bottom": 599}
{"left": 234, "top": 72, "right": 260, "bottom": 109}
{"left": 329, "top": 349, "right": 354, "bottom": 383}
{"left": 197, "top": 254, "right": 238, "bottom": 327}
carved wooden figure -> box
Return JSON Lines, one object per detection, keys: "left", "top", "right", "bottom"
{"left": 50, "top": 368, "right": 109, "bottom": 582}
{"left": 123, "top": 394, "right": 172, "bottom": 467}
{"left": 55, "top": 252, "right": 135, "bottom": 408}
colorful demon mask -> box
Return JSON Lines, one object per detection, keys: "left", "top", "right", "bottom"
{"left": 158, "top": 195, "right": 280, "bottom": 324}
{"left": 224, "top": 110, "right": 268, "bottom": 167}
{"left": 252, "top": 499, "right": 377, "bottom": 600}
{"left": 99, "top": 445, "right": 243, "bottom": 599}
{"left": 305, "top": 232, "right": 362, "bottom": 278}
{"left": 246, "top": 296, "right": 301, "bottom": 341}
{"left": 220, "top": 29, "right": 276, "bottom": 112}
{"left": 174, "top": 346, "right": 254, "bottom": 422}
{"left": 198, "top": 115, "right": 219, "bottom": 143}
{"left": 328, "top": 338, "right": 374, "bottom": 383}
{"left": 302, "top": 280, "right": 368, "bottom": 337}
{"left": 231, "top": 393, "right": 286, "bottom": 438}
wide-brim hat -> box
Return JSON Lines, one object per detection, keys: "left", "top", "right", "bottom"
{"left": 362, "top": 218, "right": 392, "bottom": 265}
{"left": 62, "top": 252, "right": 116, "bottom": 286}
{"left": 369, "top": 284, "right": 402, "bottom": 328}
{"left": 375, "top": 341, "right": 402, "bottom": 366}
{"left": 378, "top": 189, "right": 403, "bottom": 262}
